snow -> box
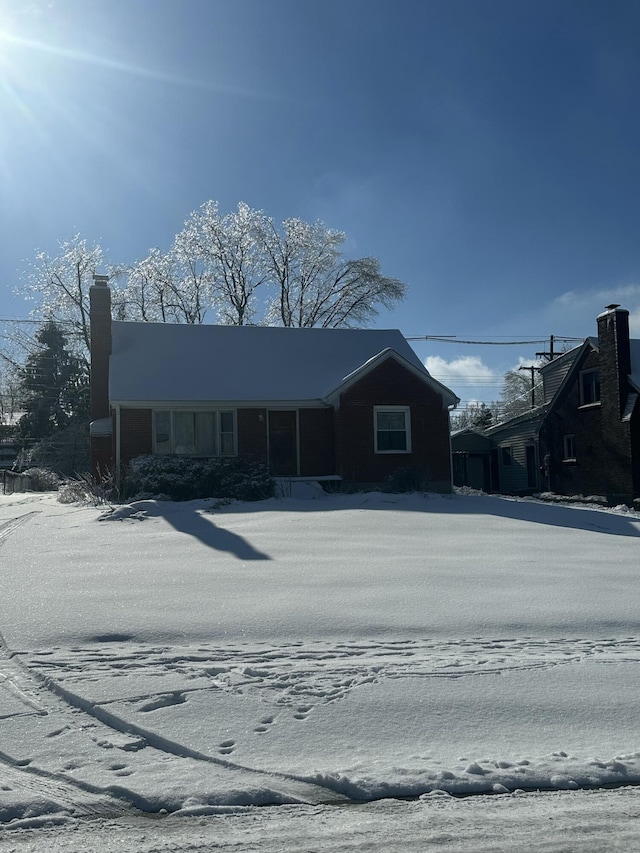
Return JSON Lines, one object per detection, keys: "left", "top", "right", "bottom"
{"left": 2, "top": 489, "right": 640, "bottom": 848}
{"left": 109, "top": 322, "right": 433, "bottom": 403}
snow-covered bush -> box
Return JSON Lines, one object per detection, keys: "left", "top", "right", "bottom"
{"left": 57, "top": 472, "right": 115, "bottom": 506}
{"left": 122, "top": 455, "right": 275, "bottom": 502}
{"left": 22, "top": 467, "right": 61, "bottom": 491}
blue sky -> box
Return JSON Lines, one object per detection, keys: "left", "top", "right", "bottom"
{"left": 1, "top": 0, "right": 640, "bottom": 410}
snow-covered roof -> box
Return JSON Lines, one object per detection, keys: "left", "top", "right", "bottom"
{"left": 90, "top": 417, "right": 113, "bottom": 436}
{"left": 109, "top": 322, "right": 455, "bottom": 406}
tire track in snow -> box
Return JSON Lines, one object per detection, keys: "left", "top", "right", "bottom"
{"left": 31, "top": 669, "right": 350, "bottom": 805}
{"left": 0, "top": 510, "right": 344, "bottom": 809}
{"left": 0, "top": 751, "right": 140, "bottom": 820}
{"left": 0, "top": 511, "right": 39, "bottom": 546}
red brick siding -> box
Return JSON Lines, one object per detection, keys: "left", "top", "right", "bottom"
{"left": 237, "top": 409, "right": 268, "bottom": 463}
{"left": 335, "top": 358, "right": 452, "bottom": 489}
{"left": 299, "top": 408, "right": 335, "bottom": 476}
{"left": 120, "top": 409, "right": 153, "bottom": 464}
{"left": 90, "top": 435, "right": 114, "bottom": 480}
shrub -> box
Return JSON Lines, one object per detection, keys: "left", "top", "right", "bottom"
{"left": 23, "top": 467, "right": 61, "bottom": 492}
{"left": 57, "top": 472, "right": 116, "bottom": 506}
{"left": 383, "top": 466, "right": 430, "bottom": 494}
{"left": 121, "top": 455, "right": 275, "bottom": 502}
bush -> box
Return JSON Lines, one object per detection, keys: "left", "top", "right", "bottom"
{"left": 57, "top": 472, "right": 116, "bottom": 506}
{"left": 17, "top": 423, "right": 90, "bottom": 478}
{"left": 383, "top": 466, "right": 430, "bottom": 494}
{"left": 23, "top": 467, "right": 61, "bottom": 491}
{"left": 121, "top": 455, "right": 275, "bottom": 502}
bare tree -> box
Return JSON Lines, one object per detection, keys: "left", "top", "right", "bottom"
{"left": 259, "top": 216, "right": 406, "bottom": 328}
{"left": 21, "top": 235, "right": 104, "bottom": 366}
{"left": 17, "top": 203, "right": 407, "bottom": 336}
{"left": 176, "top": 201, "right": 270, "bottom": 325}
{"left": 496, "top": 368, "right": 543, "bottom": 421}
{"left": 0, "top": 356, "right": 21, "bottom": 426}
{"left": 451, "top": 402, "right": 494, "bottom": 431}
{"left": 121, "top": 247, "right": 210, "bottom": 324}
{"left": 151, "top": 202, "right": 406, "bottom": 328}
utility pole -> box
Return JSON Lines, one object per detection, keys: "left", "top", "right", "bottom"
{"left": 535, "top": 335, "right": 555, "bottom": 362}
{"left": 518, "top": 365, "right": 539, "bottom": 409}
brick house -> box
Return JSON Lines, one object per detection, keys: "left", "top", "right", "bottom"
{"left": 538, "top": 305, "right": 640, "bottom": 504}
{"left": 452, "top": 305, "right": 640, "bottom": 504}
{"left": 89, "top": 278, "right": 459, "bottom": 490}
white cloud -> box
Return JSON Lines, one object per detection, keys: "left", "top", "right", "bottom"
{"left": 424, "top": 355, "right": 496, "bottom": 382}
{"left": 424, "top": 355, "right": 501, "bottom": 406}
{"left": 545, "top": 284, "right": 640, "bottom": 337}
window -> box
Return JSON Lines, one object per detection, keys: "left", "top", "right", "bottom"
{"left": 501, "top": 446, "right": 512, "bottom": 467}
{"left": 563, "top": 434, "right": 576, "bottom": 461}
{"left": 374, "top": 406, "right": 411, "bottom": 453}
{"left": 580, "top": 369, "right": 601, "bottom": 405}
{"left": 153, "top": 410, "right": 236, "bottom": 457}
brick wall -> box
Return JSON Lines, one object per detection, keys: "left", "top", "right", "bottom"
{"left": 335, "top": 358, "right": 452, "bottom": 491}
{"left": 237, "top": 409, "right": 268, "bottom": 463}
{"left": 90, "top": 435, "right": 113, "bottom": 480}
{"left": 120, "top": 409, "right": 153, "bottom": 464}
{"left": 540, "top": 348, "right": 634, "bottom": 502}
{"left": 299, "top": 408, "right": 335, "bottom": 476}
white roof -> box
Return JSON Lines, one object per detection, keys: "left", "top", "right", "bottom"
{"left": 109, "top": 322, "right": 456, "bottom": 406}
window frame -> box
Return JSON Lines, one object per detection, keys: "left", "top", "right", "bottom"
{"left": 579, "top": 369, "right": 601, "bottom": 407}
{"left": 563, "top": 434, "right": 576, "bottom": 462}
{"left": 153, "top": 409, "right": 237, "bottom": 457}
{"left": 373, "top": 405, "right": 412, "bottom": 454}
{"left": 501, "top": 446, "right": 513, "bottom": 467}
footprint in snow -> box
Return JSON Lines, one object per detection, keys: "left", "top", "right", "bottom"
{"left": 293, "top": 705, "right": 312, "bottom": 720}
{"left": 219, "top": 739, "right": 235, "bottom": 755}
{"left": 254, "top": 715, "right": 275, "bottom": 733}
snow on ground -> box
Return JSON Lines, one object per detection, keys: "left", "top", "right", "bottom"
{"left": 1, "top": 488, "right": 640, "bottom": 847}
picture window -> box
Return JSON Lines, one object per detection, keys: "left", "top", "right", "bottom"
{"left": 153, "top": 410, "right": 236, "bottom": 457}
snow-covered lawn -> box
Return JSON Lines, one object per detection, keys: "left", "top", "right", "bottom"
{"left": 1, "top": 488, "right": 640, "bottom": 847}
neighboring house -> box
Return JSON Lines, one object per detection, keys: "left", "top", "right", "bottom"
{"left": 89, "top": 278, "right": 460, "bottom": 490}
{"left": 0, "top": 438, "right": 18, "bottom": 470}
{"left": 0, "top": 412, "right": 22, "bottom": 470}
{"left": 450, "top": 427, "right": 493, "bottom": 492}
{"left": 452, "top": 304, "right": 640, "bottom": 504}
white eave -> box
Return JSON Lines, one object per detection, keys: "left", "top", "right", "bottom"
{"left": 322, "top": 348, "right": 460, "bottom": 410}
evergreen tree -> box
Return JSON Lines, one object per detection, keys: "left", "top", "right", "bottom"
{"left": 17, "top": 320, "right": 89, "bottom": 444}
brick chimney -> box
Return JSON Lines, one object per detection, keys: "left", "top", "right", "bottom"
{"left": 596, "top": 304, "right": 631, "bottom": 419}
{"left": 90, "top": 275, "right": 112, "bottom": 422}
{"left": 89, "top": 275, "right": 113, "bottom": 478}
{"left": 596, "top": 304, "right": 633, "bottom": 503}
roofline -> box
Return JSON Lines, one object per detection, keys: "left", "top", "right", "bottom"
{"left": 538, "top": 341, "right": 586, "bottom": 375}
{"left": 542, "top": 337, "right": 597, "bottom": 415}
{"left": 485, "top": 403, "right": 549, "bottom": 434}
{"left": 110, "top": 399, "right": 329, "bottom": 409}
{"left": 322, "top": 348, "right": 460, "bottom": 409}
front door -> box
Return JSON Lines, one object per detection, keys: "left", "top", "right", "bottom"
{"left": 268, "top": 410, "right": 298, "bottom": 475}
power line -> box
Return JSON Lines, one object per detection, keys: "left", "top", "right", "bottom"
{"left": 405, "top": 335, "right": 583, "bottom": 345}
